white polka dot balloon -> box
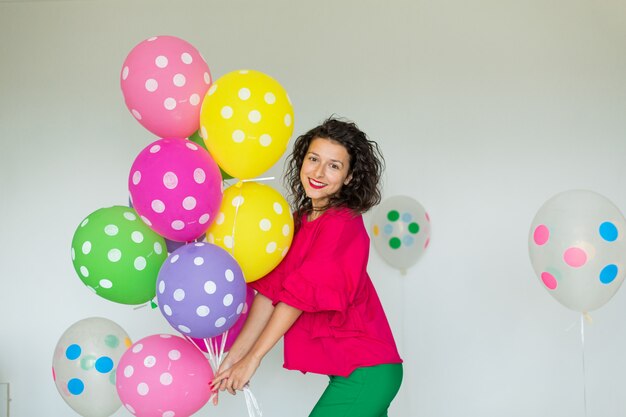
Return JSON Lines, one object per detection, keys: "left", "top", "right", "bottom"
{"left": 529, "top": 190, "right": 626, "bottom": 312}
{"left": 120, "top": 35, "right": 212, "bottom": 139}
{"left": 116, "top": 334, "right": 213, "bottom": 417}
{"left": 129, "top": 138, "right": 223, "bottom": 242}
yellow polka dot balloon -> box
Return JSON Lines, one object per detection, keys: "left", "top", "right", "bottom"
{"left": 199, "top": 70, "right": 294, "bottom": 179}
{"left": 207, "top": 181, "right": 294, "bottom": 283}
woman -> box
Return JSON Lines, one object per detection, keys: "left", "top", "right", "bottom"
{"left": 212, "top": 117, "right": 403, "bottom": 416}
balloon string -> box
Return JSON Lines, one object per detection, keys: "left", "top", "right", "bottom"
{"left": 242, "top": 176, "right": 275, "bottom": 183}
{"left": 580, "top": 313, "right": 588, "bottom": 417}
{"left": 244, "top": 385, "right": 263, "bottom": 417}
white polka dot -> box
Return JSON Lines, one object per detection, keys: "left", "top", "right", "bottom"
{"left": 171, "top": 220, "right": 185, "bottom": 230}
{"left": 173, "top": 289, "right": 185, "bottom": 301}
{"left": 131, "top": 231, "right": 144, "bottom": 243}
{"left": 190, "top": 93, "right": 200, "bottom": 106}
{"left": 181, "top": 52, "right": 193, "bottom": 64}
{"left": 134, "top": 257, "right": 147, "bottom": 270}
{"left": 164, "top": 98, "right": 177, "bottom": 110}
{"left": 122, "top": 66, "right": 129, "bottom": 80}
{"left": 200, "top": 126, "right": 208, "bottom": 139}
{"left": 238, "top": 88, "right": 251, "bottom": 100}
{"left": 170, "top": 254, "right": 180, "bottom": 263}
{"left": 204, "top": 72, "right": 211, "bottom": 84}
{"left": 147, "top": 36, "right": 157, "bottom": 41}
{"left": 283, "top": 225, "right": 291, "bottom": 237}
{"left": 196, "top": 305, "right": 210, "bottom": 317}
{"left": 215, "top": 317, "right": 226, "bottom": 328}
{"left": 273, "top": 202, "right": 283, "bottom": 214}
{"left": 80, "top": 266, "right": 89, "bottom": 277}
{"left": 223, "top": 235, "right": 233, "bottom": 249}
{"left": 266, "top": 242, "right": 277, "bottom": 254}
{"left": 284, "top": 114, "right": 292, "bottom": 126}
{"left": 237, "top": 302, "right": 244, "bottom": 314}
{"left": 163, "top": 411, "right": 175, "bottom": 417}
{"left": 208, "top": 84, "right": 217, "bottom": 96}
{"left": 155, "top": 55, "right": 168, "bottom": 68}
{"left": 160, "top": 373, "right": 173, "bottom": 386}
{"left": 204, "top": 281, "right": 216, "bottom": 294}
{"left": 194, "top": 257, "right": 204, "bottom": 266}
{"left": 239, "top": 70, "right": 249, "bottom": 74}
{"left": 259, "top": 219, "right": 271, "bottom": 231}
{"left": 132, "top": 343, "right": 144, "bottom": 353}
{"left": 82, "top": 241, "right": 92, "bottom": 254}
{"left": 199, "top": 213, "right": 210, "bottom": 224}
{"left": 163, "top": 305, "right": 172, "bottom": 316}
{"left": 182, "top": 196, "right": 197, "bottom": 210}
{"left": 194, "top": 168, "right": 206, "bottom": 184}
{"left": 152, "top": 200, "right": 166, "bottom": 213}
{"left": 223, "top": 294, "right": 233, "bottom": 306}
{"left": 186, "top": 142, "right": 198, "bottom": 151}
{"left": 260, "top": 134, "right": 272, "bottom": 146}
{"left": 221, "top": 106, "right": 233, "bottom": 119}
{"left": 124, "top": 365, "right": 134, "bottom": 378}
{"left": 168, "top": 349, "right": 181, "bottom": 360}
{"left": 131, "top": 109, "right": 142, "bottom": 120}
{"left": 216, "top": 212, "right": 225, "bottom": 225}
{"left": 232, "top": 130, "right": 245, "bottom": 143}
{"left": 225, "top": 269, "right": 234, "bottom": 282}
{"left": 99, "top": 279, "right": 112, "bottom": 289}
{"left": 178, "top": 325, "right": 191, "bottom": 333}
{"left": 124, "top": 212, "right": 137, "bottom": 221}
{"left": 144, "top": 355, "right": 156, "bottom": 368}
{"left": 158, "top": 280, "right": 165, "bottom": 294}
{"left": 195, "top": 242, "right": 204, "bottom": 246}
{"left": 137, "top": 382, "right": 149, "bottom": 396}
{"left": 126, "top": 404, "right": 136, "bottom": 415}
{"left": 232, "top": 196, "right": 244, "bottom": 207}
{"left": 173, "top": 73, "right": 186, "bottom": 87}
{"left": 71, "top": 247, "right": 75, "bottom": 261}
{"left": 140, "top": 215, "right": 152, "bottom": 226}
{"left": 154, "top": 242, "right": 163, "bottom": 254}
{"left": 207, "top": 234, "right": 215, "bottom": 243}
{"left": 132, "top": 171, "right": 141, "bottom": 185}
{"left": 150, "top": 144, "right": 161, "bottom": 153}
{"left": 163, "top": 172, "right": 178, "bottom": 189}
{"left": 145, "top": 78, "right": 158, "bottom": 92}
{"left": 104, "top": 224, "right": 119, "bottom": 236}
{"left": 248, "top": 110, "right": 261, "bottom": 123}
{"left": 287, "top": 94, "right": 292, "bottom": 105}
{"left": 264, "top": 92, "right": 276, "bottom": 104}
{"left": 108, "top": 249, "right": 122, "bottom": 262}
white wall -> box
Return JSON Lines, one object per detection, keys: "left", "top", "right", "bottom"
{"left": 2, "top": 0, "right": 626, "bottom": 416}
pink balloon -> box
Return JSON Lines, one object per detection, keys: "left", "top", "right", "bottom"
{"left": 129, "top": 138, "right": 223, "bottom": 242}
{"left": 191, "top": 286, "right": 255, "bottom": 353}
{"left": 116, "top": 334, "right": 213, "bottom": 417}
{"left": 121, "top": 35, "right": 212, "bottom": 138}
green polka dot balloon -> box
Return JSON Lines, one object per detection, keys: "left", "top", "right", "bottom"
{"left": 71, "top": 206, "right": 167, "bottom": 304}
{"left": 370, "top": 196, "right": 431, "bottom": 272}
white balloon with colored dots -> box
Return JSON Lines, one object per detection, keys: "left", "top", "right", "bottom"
{"left": 528, "top": 189, "right": 626, "bottom": 312}
{"left": 371, "top": 195, "right": 431, "bottom": 273}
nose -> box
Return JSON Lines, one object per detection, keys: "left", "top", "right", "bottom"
{"left": 314, "top": 164, "right": 325, "bottom": 178}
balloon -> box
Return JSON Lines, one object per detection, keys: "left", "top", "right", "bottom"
{"left": 191, "top": 285, "right": 255, "bottom": 352}
{"left": 199, "top": 69, "right": 294, "bottom": 179}
{"left": 128, "top": 138, "right": 223, "bottom": 242}
{"left": 52, "top": 317, "right": 131, "bottom": 417}
{"left": 71, "top": 206, "right": 167, "bottom": 305}
{"left": 120, "top": 35, "right": 212, "bottom": 139}
{"left": 188, "top": 130, "right": 233, "bottom": 180}
{"left": 371, "top": 195, "right": 431, "bottom": 272}
{"left": 207, "top": 181, "right": 294, "bottom": 282}
{"left": 529, "top": 190, "right": 626, "bottom": 312}
{"left": 156, "top": 242, "right": 247, "bottom": 338}
{"left": 116, "top": 334, "right": 213, "bottom": 417}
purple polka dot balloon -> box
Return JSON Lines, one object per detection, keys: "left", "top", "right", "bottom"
{"left": 157, "top": 242, "right": 246, "bottom": 338}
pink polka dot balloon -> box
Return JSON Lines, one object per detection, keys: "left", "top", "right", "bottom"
{"left": 529, "top": 190, "right": 626, "bottom": 312}
{"left": 129, "top": 138, "right": 223, "bottom": 242}
{"left": 116, "top": 334, "right": 212, "bottom": 417}
{"left": 121, "top": 35, "right": 212, "bottom": 139}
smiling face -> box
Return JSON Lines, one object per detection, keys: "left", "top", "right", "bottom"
{"left": 299, "top": 137, "right": 353, "bottom": 210}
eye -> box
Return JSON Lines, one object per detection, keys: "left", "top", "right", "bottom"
{"left": 308, "top": 156, "right": 318, "bottom": 162}
{"left": 330, "top": 163, "right": 340, "bottom": 170}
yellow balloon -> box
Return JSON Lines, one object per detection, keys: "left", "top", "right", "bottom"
{"left": 199, "top": 69, "right": 295, "bottom": 180}
{"left": 207, "top": 181, "right": 294, "bottom": 282}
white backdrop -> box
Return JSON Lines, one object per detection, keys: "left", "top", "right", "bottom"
{"left": 2, "top": 0, "right": 626, "bottom": 416}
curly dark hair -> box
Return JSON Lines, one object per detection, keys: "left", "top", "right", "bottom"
{"left": 285, "top": 116, "right": 385, "bottom": 227}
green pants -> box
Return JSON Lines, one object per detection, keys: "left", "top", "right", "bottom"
{"left": 309, "top": 364, "right": 403, "bottom": 417}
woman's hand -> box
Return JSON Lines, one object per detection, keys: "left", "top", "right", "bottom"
{"left": 211, "top": 354, "right": 261, "bottom": 395}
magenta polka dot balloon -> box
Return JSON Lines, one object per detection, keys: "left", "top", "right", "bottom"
{"left": 129, "top": 138, "right": 223, "bottom": 242}
{"left": 120, "top": 35, "right": 212, "bottom": 139}
{"left": 529, "top": 190, "right": 626, "bottom": 312}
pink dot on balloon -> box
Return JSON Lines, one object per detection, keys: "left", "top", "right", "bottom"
{"left": 533, "top": 225, "right": 549, "bottom": 245}
{"left": 424, "top": 238, "right": 430, "bottom": 249}
{"left": 541, "top": 272, "right": 557, "bottom": 290}
{"left": 563, "top": 247, "right": 587, "bottom": 268}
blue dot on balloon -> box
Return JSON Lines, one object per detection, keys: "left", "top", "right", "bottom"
{"left": 383, "top": 224, "right": 393, "bottom": 236}
{"left": 401, "top": 212, "right": 412, "bottom": 223}
{"left": 95, "top": 356, "right": 114, "bottom": 373}
{"left": 600, "top": 264, "right": 618, "bottom": 284}
{"left": 403, "top": 235, "right": 415, "bottom": 247}
{"left": 67, "top": 378, "right": 84, "bottom": 395}
{"left": 65, "top": 344, "right": 81, "bottom": 360}
{"left": 599, "top": 222, "right": 618, "bottom": 242}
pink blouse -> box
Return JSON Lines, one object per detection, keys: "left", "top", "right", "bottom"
{"left": 250, "top": 207, "right": 402, "bottom": 377}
